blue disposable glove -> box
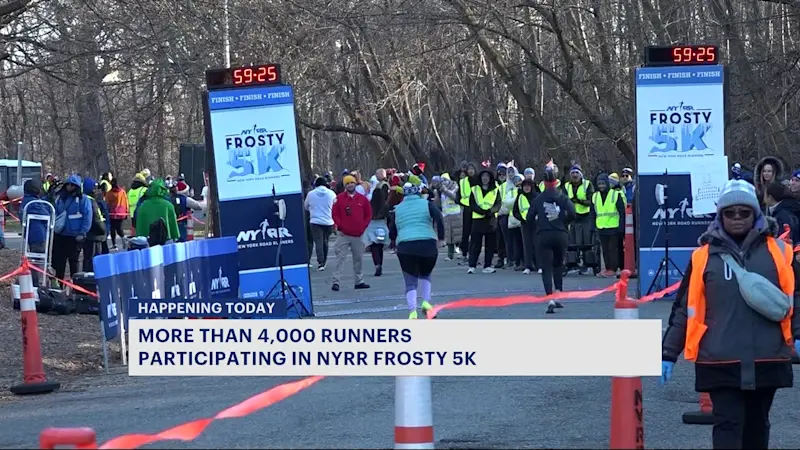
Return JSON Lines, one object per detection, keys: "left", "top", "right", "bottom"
{"left": 660, "top": 361, "right": 674, "bottom": 385}
{"left": 794, "top": 340, "right": 800, "bottom": 356}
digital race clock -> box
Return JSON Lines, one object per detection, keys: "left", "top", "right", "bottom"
{"left": 205, "top": 64, "right": 282, "bottom": 89}
{"left": 644, "top": 45, "right": 719, "bottom": 67}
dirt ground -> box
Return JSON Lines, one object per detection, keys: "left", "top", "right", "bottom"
{"left": 0, "top": 246, "right": 123, "bottom": 403}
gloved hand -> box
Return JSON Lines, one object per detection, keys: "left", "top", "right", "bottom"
{"left": 75, "top": 234, "right": 85, "bottom": 243}
{"left": 660, "top": 361, "right": 674, "bottom": 386}
{"left": 794, "top": 340, "right": 800, "bottom": 356}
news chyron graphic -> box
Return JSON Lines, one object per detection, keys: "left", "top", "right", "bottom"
{"left": 206, "top": 82, "right": 312, "bottom": 317}
{"left": 128, "top": 318, "right": 663, "bottom": 377}
{"left": 634, "top": 64, "right": 727, "bottom": 296}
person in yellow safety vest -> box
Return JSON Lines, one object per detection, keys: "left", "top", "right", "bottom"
{"left": 592, "top": 174, "right": 625, "bottom": 278}
{"left": 466, "top": 168, "right": 501, "bottom": 274}
{"left": 503, "top": 173, "right": 525, "bottom": 270}
{"left": 42, "top": 173, "right": 54, "bottom": 194}
{"left": 128, "top": 173, "right": 148, "bottom": 235}
{"left": 98, "top": 172, "right": 113, "bottom": 194}
{"left": 661, "top": 180, "right": 800, "bottom": 450}
{"left": 435, "top": 173, "right": 463, "bottom": 261}
{"left": 564, "top": 164, "right": 595, "bottom": 275}
{"left": 494, "top": 162, "right": 511, "bottom": 268}
{"left": 457, "top": 161, "right": 478, "bottom": 262}
{"left": 608, "top": 172, "right": 627, "bottom": 271}
{"left": 512, "top": 177, "right": 538, "bottom": 273}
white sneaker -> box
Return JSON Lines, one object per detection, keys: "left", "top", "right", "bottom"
{"left": 317, "top": 265, "right": 326, "bottom": 271}
{"left": 467, "top": 267, "right": 475, "bottom": 274}
{"left": 538, "top": 268, "right": 543, "bottom": 274}
{"left": 482, "top": 267, "right": 496, "bottom": 274}
{"left": 523, "top": 269, "right": 531, "bottom": 274}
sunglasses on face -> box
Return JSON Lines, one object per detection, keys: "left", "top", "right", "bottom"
{"left": 723, "top": 208, "right": 752, "bottom": 220}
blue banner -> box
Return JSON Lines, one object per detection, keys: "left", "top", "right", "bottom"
{"left": 94, "top": 237, "right": 240, "bottom": 339}
{"left": 128, "top": 298, "right": 287, "bottom": 319}
{"left": 207, "top": 83, "right": 313, "bottom": 317}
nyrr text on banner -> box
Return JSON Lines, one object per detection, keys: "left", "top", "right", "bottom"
{"left": 129, "top": 320, "right": 662, "bottom": 377}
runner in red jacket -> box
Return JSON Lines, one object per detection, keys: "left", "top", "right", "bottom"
{"left": 330, "top": 175, "right": 372, "bottom": 291}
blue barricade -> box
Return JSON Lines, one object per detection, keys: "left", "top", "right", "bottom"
{"left": 95, "top": 237, "right": 240, "bottom": 341}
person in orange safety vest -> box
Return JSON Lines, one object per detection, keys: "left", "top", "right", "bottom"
{"left": 661, "top": 180, "right": 800, "bottom": 450}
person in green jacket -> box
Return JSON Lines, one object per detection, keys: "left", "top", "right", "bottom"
{"left": 134, "top": 179, "right": 180, "bottom": 243}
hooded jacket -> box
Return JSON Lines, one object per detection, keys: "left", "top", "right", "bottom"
{"left": 592, "top": 173, "right": 626, "bottom": 236}
{"left": 512, "top": 179, "right": 538, "bottom": 225}
{"left": 134, "top": 179, "right": 180, "bottom": 241}
{"left": 106, "top": 184, "right": 129, "bottom": 219}
{"left": 498, "top": 166, "right": 519, "bottom": 216}
{"left": 21, "top": 180, "right": 49, "bottom": 245}
{"left": 755, "top": 156, "right": 786, "bottom": 200}
{"left": 529, "top": 179, "right": 575, "bottom": 234}
{"left": 769, "top": 197, "right": 800, "bottom": 245}
{"left": 469, "top": 169, "right": 502, "bottom": 232}
{"left": 128, "top": 174, "right": 148, "bottom": 219}
{"left": 54, "top": 174, "right": 92, "bottom": 237}
{"left": 662, "top": 215, "right": 800, "bottom": 391}
{"left": 304, "top": 184, "right": 336, "bottom": 226}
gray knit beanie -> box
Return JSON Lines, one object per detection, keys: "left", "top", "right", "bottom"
{"left": 716, "top": 179, "right": 760, "bottom": 215}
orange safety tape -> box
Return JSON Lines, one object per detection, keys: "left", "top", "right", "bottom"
{"left": 426, "top": 282, "right": 620, "bottom": 319}
{"left": 634, "top": 281, "right": 681, "bottom": 304}
{"left": 0, "top": 265, "right": 25, "bottom": 282}
{"left": 0, "top": 198, "right": 21, "bottom": 206}
{"left": 28, "top": 264, "right": 99, "bottom": 298}
{"left": 1, "top": 204, "right": 20, "bottom": 221}
{"left": 98, "top": 376, "right": 325, "bottom": 449}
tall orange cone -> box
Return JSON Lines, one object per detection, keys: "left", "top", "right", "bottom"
{"left": 10, "top": 259, "right": 60, "bottom": 395}
{"left": 40, "top": 427, "right": 97, "bottom": 449}
{"left": 395, "top": 376, "right": 434, "bottom": 449}
{"left": 682, "top": 392, "right": 714, "bottom": 425}
{"left": 186, "top": 211, "right": 194, "bottom": 241}
{"left": 609, "top": 270, "right": 644, "bottom": 449}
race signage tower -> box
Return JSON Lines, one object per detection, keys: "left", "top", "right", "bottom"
{"left": 202, "top": 64, "right": 313, "bottom": 317}
{"left": 634, "top": 45, "right": 728, "bottom": 297}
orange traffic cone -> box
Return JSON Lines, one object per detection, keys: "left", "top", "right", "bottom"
{"left": 609, "top": 270, "right": 645, "bottom": 449}
{"left": 40, "top": 427, "right": 97, "bottom": 449}
{"left": 10, "top": 259, "right": 60, "bottom": 395}
{"left": 682, "top": 392, "right": 714, "bottom": 425}
{"left": 186, "top": 211, "right": 194, "bottom": 241}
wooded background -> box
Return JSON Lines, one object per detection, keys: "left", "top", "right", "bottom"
{"left": 1, "top": 0, "right": 798, "bottom": 183}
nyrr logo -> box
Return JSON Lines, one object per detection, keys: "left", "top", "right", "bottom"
{"left": 151, "top": 278, "right": 161, "bottom": 299}
{"left": 210, "top": 266, "right": 231, "bottom": 292}
{"left": 188, "top": 271, "right": 197, "bottom": 296}
{"left": 651, "top": 197, "right": 712, "bottom": 220}
{"left": 237, "top": 218, "right": 293, "bottom": 244}
{"left": 225, "top": 125, "right": 287, "bottom": 179}
{"left": 170, "top": 274, "right": 181, "bottom": 298}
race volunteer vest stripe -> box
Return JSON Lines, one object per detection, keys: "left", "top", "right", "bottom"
{"left": 517, "top": 195, "right": 530, "bottom": 221}
{"left": 459, "top": 177, "right": 471, "bottom": 207}
{"left": 592, "top": 190, "right": 619, "bottom": 229}
{"left": 684, "top": 238, "right": 794, "bottom": 362}
{"left": 441, "top": 194, "right": 461, "bottom": 215}
{"left": 566, "top": 180, "right": 591, "bottom": 215}
{"left": 471, "top": 186, "right": 498, "bottom": 219}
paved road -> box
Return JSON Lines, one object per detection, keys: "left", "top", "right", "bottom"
{"left": 2, "top": 250, "right": 800, "bottom": 449}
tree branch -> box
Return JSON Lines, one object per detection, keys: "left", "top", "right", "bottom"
{"left": 299, "top": 119, "right": 393, "bottom": 143}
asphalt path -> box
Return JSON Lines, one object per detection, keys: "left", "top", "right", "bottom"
{"left": 2, "top": 248, "right": 800, "bottom": 448}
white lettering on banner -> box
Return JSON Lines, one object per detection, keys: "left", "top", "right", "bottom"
{"left": 236, "top": 218, "right": 294, "bottom": 249}
{"left": 210, "top": 266, "right": 230, "bottom": 292}
{"left": 128, "top": 320, "right": 663, "bottom": 377}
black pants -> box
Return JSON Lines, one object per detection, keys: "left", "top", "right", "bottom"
{"left": 616, "top": 231, "right": 625, "bottom": 270}
{"left": 496, "top": 218, "right": 507, "bottom": 261}
{"left": 599, "top": 234, "right": 620, "bottom": 272}
{"left": 709, "top": 388, "right": 776, "bottom": 449}
{"left": 507, "top": 226, "right": 522, "bottom": 267}
{"left": 397, "top": 252, "right": 437, "bottom": 277}
{"left": 82, "top": 240, "right": 103, "bottom": 273}
{"left": 309, "top": 224, "right": 333, "bottom": 266}
{"left": 468, "top": 225, "right": 496, "bottom": 268}
{"left": 370, "top": 244, "right": 384, "bottom": 266}
{"left": 52, "top": 234, "right": 81, "bottom": 280}
{"left": 521, "top": 224, "right": 537, "bottom": 270}
{"left": 536, "top": 231, "right": 567, "bottom": 294}
{"left": 109, "top": 219, "right": 125, "bottom": 246}
{"left": 460, "top": 211, "right": 473, "bottom": 255}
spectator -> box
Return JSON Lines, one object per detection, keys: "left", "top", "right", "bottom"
{"left": 20, "top": 179, "right": 49, "bottom": 287}
{"left": 592, "top": 173, "right": 625, "bottom": 278}
{"left": 52, "top": 174, "right": 92, "bottom": 281}
{"left": 364, "top": 179, "right": 390, "bottom": 276}
{"left": 330, "top": 174, "right": 372, "bottom": 292}
{"left": 305, "top": 176, "right": 336, "bottom": 270}
{"left": 765, "top": 181, "right": 800, "bottom": 245}
{"left": 755, "top": 156, "right": 785, "bottom": 209}
{"left": 81, "top": 177, "right": 107, "bottom": 272}
{"left": 513, "top": 178, "right": 538, "bottom": 273}
{"left": 437, "top": 173, "right": 462, "bottom": 261}
{"left": 135, "top": 179, "right": 179, "bottom": 245}
{"left": 467, "top": 167, "right": 501, "bottom": 274}
{"left": 128, "top": 173, "right": 148, "bottom": 235}
{"left": 105, "top": 178, "right": 129, "bottom": 250}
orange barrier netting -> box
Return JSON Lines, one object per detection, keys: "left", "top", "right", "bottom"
{"left": 98, "top": 376, "right": 325, "bottom": 449}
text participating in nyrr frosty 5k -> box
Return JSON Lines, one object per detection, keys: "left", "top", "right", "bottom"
{"left": 129, "top": 320, "right": 663, "bottom": 377}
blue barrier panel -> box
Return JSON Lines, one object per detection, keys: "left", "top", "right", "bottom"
{"left": 141, "top": 245, "right": 165, "bottom": 299}
{"left": 95, "top": 253, "right": 119, "bottom": 341}
{"left": 186, "top": 240, "right": 202, "bottom": 300}
{"left": 205, "top": 237, "right": 239, "bottom": 300}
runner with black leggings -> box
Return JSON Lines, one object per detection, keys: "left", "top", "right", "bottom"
{"left": 529, "top": 165, "right": 576, "bottom": 314}
{"left": 388, "top": 175, "right": 445, "bottom": 319}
